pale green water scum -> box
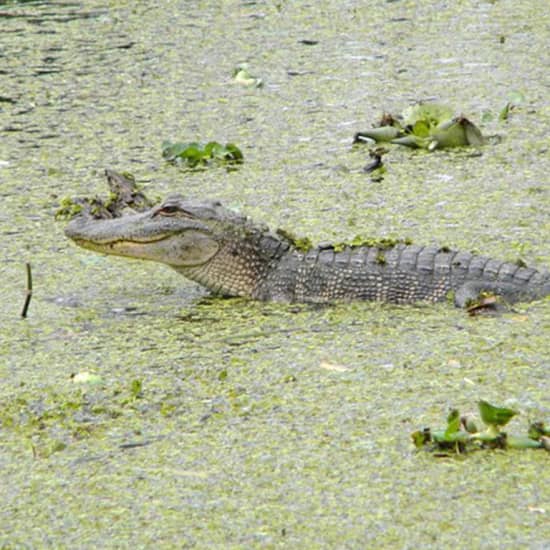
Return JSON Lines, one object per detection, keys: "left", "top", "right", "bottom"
{"left": 0, "top": 1, "right": 549, "bottom": 547}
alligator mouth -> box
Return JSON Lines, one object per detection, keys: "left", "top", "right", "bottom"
{"left": 71, "top": 234, "right": 176, "bottom": 258}
{"left": 69, "top": 228, "right": 220, "bottom": 267}
{"left": 73, "top": 234, "right": 172, "bottom": 246}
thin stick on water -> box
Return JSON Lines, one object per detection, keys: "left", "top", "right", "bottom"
{"left": 21, "top": 262, "right": 32, "bottom": 318}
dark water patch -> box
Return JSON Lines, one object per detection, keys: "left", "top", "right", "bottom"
{"left": 114, "top": 41, "right": 135, "bottom": 50}
{"left": 3, "top": 125, "right": 25, "bottom": 132}
{"left": 33, "top": 68, "right": 62, "bottom": 75}
{"left": 0, "top": 4, "right": 105, "bottom": 24}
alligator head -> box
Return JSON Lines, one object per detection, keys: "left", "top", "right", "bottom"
{"left": 65, "top": 195, "right": 247, "bottom": 266}
{"left": 65, "top": 195, "right": 288, "bottom": 298}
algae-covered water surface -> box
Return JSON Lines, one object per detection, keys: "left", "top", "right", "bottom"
{"left": 1, "top": 1, "right": 549, "bottom": 547}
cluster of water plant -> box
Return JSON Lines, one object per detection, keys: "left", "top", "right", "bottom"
{"left": 354, "top": 103, "right": 484, "bottom": 150}
{"left": 275, "top": 227, "right": 314, "bottom": 252}
{"left": 55, "top": 170, "right": 155, "bottom": 220}
{"left": 332, "top": 235, "right": 413, "bottom": 253}
{"left": 412, "top": 400, "right": 550, "bottom": 455}
{"left": 162, "top": 140, "right": 243, "bottom": 168}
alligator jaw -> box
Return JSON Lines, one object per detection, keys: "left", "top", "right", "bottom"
{"left": 65, "top": 213, "right": 220, "bottom": 267}
{"left": 71, "top": 232, "right": 169, "bottom": 247}
{"left": 70, "top": 233, "right": 171, "bottom": 255}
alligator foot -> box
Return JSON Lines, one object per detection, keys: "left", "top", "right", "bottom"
{"left": 454, "top": 281, "right": 523, "bottom": 309}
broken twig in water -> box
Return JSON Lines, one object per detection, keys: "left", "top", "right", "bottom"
{"left": 21, "top": 262, "right": 32, "bottom": 318}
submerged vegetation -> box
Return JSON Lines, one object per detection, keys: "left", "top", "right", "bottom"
{"left": 0, "top": 378, "right": 147, "bottom": 459}
{"left": 412, "top": 400, "right": 550, "bottom": 455}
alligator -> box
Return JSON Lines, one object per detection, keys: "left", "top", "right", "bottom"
{"left": 64, "top": 191, "right": 550, "bottom": 308}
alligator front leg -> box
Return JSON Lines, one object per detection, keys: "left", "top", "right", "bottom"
{"left": 454, "top": 281, "right": 529, "bottom": 308}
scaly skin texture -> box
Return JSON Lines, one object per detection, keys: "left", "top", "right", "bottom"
{"left": 65, "top": 195, "right": 550, "bottom": 307}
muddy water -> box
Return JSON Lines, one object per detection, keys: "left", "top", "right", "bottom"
{"left": 1, "top": 1, "right": 549, "bottom": 547}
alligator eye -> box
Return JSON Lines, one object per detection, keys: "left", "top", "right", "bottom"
{"left": 156, "top": 205, "right": 180, "bottom": 216}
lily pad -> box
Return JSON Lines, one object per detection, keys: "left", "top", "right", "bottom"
{"left": 506, "top": 90, "right": 525, "bottom": 108}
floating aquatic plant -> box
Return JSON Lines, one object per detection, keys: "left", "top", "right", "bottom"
{"left": 55, "top": 170, "right": 155, "bottom": 221}
{"left": 162, "top": 140, "right": 243, "bottom": 168}
{"left": 232, "top": 63, "right": 263, "bottom": 88}
{"left": 412, "top": 400, "right": 550, "bottom": 455}
{"left": 355, "top": 103, "right": 484, "bottom": 151}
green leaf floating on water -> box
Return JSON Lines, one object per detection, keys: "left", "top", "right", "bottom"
{"left": 355, "top": 126, "right": 401, "bottom": 143}
{"left": 390, "top": 134, "right": 429, "bottom": 149}
{"left": 528, "top": 421, "right": 550, "bottom": 440}
{"left": 478, "top": 400, "right": 517, "bottom": 427}
{"left": 401, "top": 103, "right": 454, "bottom": 128}
{"left": 429, "top": 116, "right": 484, "bottom": 150}
{"left": 445, "top": 409, "right": 461, "bottom": 437}
{"left": 507, "top": 90, "right": 525, "bottom": 105}
{"left": 506, "top": 436, "right": 542, "bottom": 450}
{"left": 130, "top": 379, "right": 143, "bottom": 399}
{"left": 232, "top": 64, "right": 263, "bottom": 88}
{"left": 499, "top": 90, "right": 525, "bottom": 121}
{"left": 162, "top": 140, "right": 243, "bottom": 168}
{"left": 354, "top": 103, "right": 484, "bottom": 150}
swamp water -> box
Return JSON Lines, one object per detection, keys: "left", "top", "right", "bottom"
{"left": 1, "top": 1, "right": 549, "bottom": 547}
